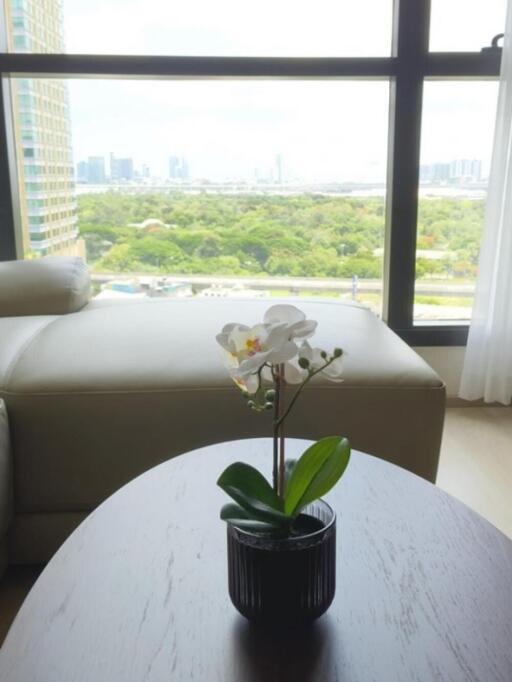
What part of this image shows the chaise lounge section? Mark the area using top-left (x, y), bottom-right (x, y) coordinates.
top-left (0, 257), bottom-right (445, 566)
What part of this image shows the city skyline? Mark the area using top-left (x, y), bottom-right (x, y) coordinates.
top-left (62, 78), bottom-right (499, 185)
top-left (75, 151), bottom-right (487, 188)
top-left (420, 159), bottom-right (484, 184)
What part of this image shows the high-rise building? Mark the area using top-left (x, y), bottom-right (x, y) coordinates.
top-left (169, 155), bottom-right (189, 181)
top-left (87, 156), bottom-right (106, 184)
top-left (180, 158), bottom-right (189, 181)
top-left (77, 160), bottom-right (89, 183)
top-left (6, 0), bottom-right (83, 257)
top-left (419, 164), bottom-right (433, 183)
top-left (169, 156), bottom-right (180, 179)
top-left (76, 157), bottom-right (106, 184)
top-left (110, 153), bottom-right (134, 182)
top-left (471, 159), bottom-right (482, 181)
top-left (432, 163), bottom-right (450, 183)
top-left (275, 154), bottom-right (283, 184)
top-left (449, 159), bottom-right (482, 182)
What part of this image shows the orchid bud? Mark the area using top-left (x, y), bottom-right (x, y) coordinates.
top-left (264, 402), bottom-right (273, 410)
top-left (298, 357), bottom-right (310, 369)
top-left (333, 347), bottom-right (343, 358)
top-left (265, 389), bottom-right (276, 402)
top-left (320, 350), bottom-right (328, 359)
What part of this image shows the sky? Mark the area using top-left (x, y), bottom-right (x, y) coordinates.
top-left (46, 0), bottom-right (507, 181)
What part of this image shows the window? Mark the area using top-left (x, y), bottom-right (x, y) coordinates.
top-left (13, 35), bottom-right (26, 49)
top-left (0, 0), bottom-right (504, 345)
top-left (415, 81), bottom-right (499, 322)
top-left (19, 113), bottom-right (34, 126)
top-left (14, 77), bottom-right (391, 307)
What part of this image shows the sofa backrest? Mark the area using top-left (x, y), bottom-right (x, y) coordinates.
top-left (0, 257), bottom-right (90, 317)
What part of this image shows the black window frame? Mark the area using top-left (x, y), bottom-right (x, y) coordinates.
top-left (0, 0), bottom-right (502, 346)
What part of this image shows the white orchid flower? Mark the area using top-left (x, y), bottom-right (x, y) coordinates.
top-left (216, 321), bottom-right (299, 392)
top-left (263, 304), bottom-right (317, 341)
top-left (298, 341), bottom-right (344, 382)
top-left (229, 370), bottom-right (260, 395)
top-left (282, 361), bottom-right (308, 384)
top-left (261, 361), bottom-right (306, 385)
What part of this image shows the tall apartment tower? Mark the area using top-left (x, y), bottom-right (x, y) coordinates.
top-left (6, 0), bottom-right (83, 257)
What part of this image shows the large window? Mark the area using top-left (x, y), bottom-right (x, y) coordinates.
top-left (415, 81), bottom-right (499, 322)
top-left (0, 0), bottom-right (504, 345)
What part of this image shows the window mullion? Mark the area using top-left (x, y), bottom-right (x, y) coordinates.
top-left (0, 0), bottom-right (19, 260)
top-left (0, 77), bottom-right (23, 261)
top-left (426, 51), bottom-right (501, 77)
top-left (384, 0), bottom-right (431, 329)
top-left (0, 54), bottom-right (397, 79)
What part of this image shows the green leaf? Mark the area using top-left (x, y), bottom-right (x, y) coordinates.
top-left (284, 436), bottom-right (351, 516)
top-left (220, 503), bottom-right (280, 533)
top-left (217, 462), bottom-right (289, 526)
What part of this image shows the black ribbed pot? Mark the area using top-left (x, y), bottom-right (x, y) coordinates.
top-left (226, 499), bottom-right (336, 624)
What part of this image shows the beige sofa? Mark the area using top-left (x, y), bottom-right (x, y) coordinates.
top-left (0, 257), bottom-right (445, 567)
top-left (0, 400), bottom-right (11, 576)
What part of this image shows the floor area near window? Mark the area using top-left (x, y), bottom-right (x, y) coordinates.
top-left (436, 406), bottom-right (512, 539)
top-left (0, 405), bottom-right (510, 647)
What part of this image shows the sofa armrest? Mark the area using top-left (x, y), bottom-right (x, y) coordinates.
top-left (0, 257), bottom-right (90, 317)
top-left (0, 400), bottom-right (11, 578)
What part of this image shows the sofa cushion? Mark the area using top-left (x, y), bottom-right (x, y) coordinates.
top-left (4, 298), bottom-right (441, 393)
top-left (0, 257), bottom-right (90, 317)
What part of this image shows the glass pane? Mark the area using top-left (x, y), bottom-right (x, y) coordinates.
top-left (4, 0), bottom-right (393, 56)
top-left (415, 81), bottom-right (499, 322)
top-left (10, 78), bottom-right (389, 314)
top-left (430, 0), bottom-right (506, 52)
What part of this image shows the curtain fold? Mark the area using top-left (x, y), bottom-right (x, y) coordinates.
top-left (459, 3), bottom-right (512, 405)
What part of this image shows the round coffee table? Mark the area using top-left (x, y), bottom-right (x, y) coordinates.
top-left (1, 439), bottom-right (511, 681)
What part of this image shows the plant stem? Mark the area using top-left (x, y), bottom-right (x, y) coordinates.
top-left (272, 365), bottom-right (281, 493)
top-left (278, 363), bottom-right (285, 497)
top-left (274, 356), bottom-right (338, 430)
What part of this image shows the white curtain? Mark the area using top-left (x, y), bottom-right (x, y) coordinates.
top-left (459, 4), bottom-right (512, 405)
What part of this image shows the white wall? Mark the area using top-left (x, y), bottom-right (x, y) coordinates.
top-left (414, 347), bottom-right (466, 399)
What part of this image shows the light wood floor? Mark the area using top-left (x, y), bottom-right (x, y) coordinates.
top-left (437, 406), bottom-right (512, 539)
top-left (1, 406), bottom-right (511, 646)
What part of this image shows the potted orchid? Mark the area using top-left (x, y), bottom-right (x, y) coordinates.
top-left (216, 304), bottom-right (351, 623)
